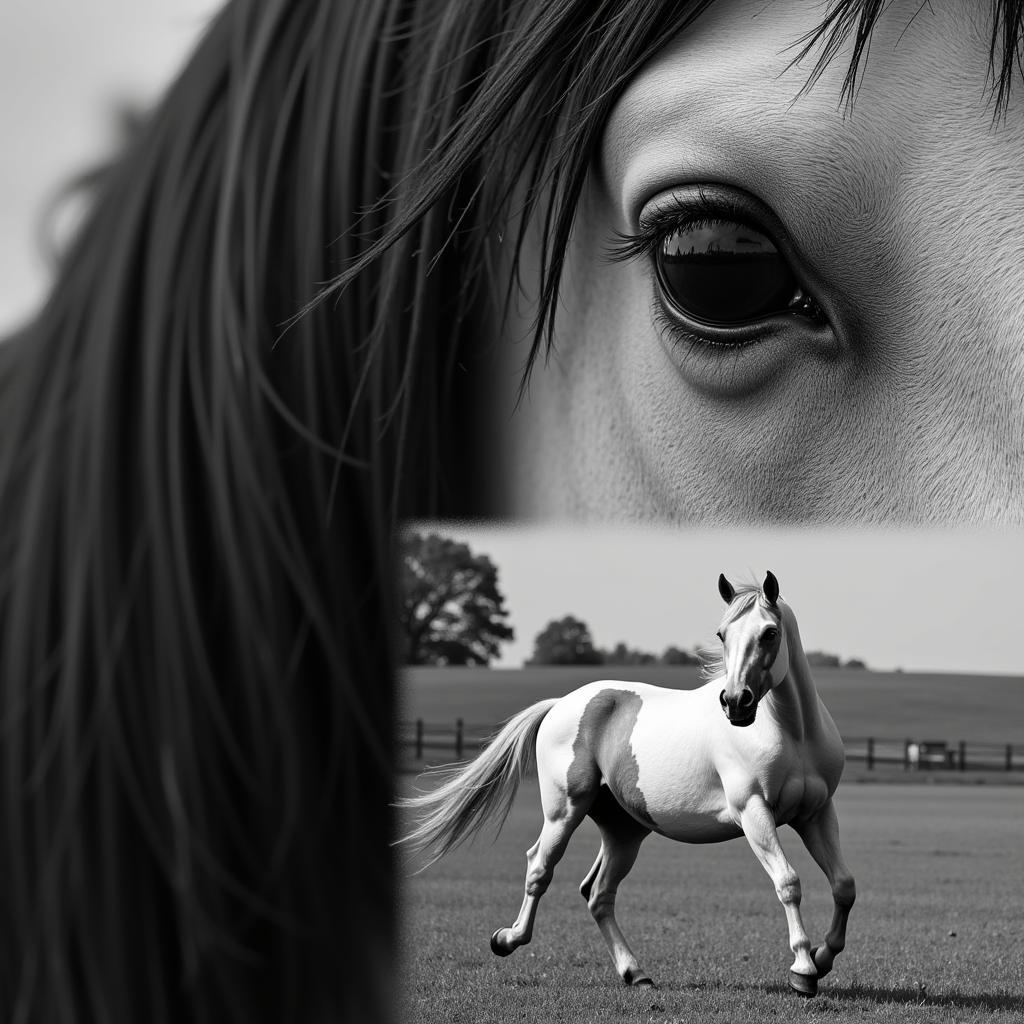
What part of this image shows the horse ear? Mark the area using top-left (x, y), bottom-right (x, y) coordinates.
top-left (718, 573), bottom-right (735, 604)
top-left (763, 570), bottom-right (779, 605)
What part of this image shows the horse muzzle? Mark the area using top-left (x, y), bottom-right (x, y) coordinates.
top-left (719, 687), bottom-right (758, 727)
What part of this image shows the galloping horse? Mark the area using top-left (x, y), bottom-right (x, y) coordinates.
top-left (401, 572), bottom-right (856, 996)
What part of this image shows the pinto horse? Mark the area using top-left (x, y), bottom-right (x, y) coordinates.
top-left (401, 572), bottom-right (856, 996)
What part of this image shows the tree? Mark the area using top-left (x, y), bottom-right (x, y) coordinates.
top-left (804, 650), bottom-right (842, 668)
top-left (662, 645), bottom-right (699, 666)
top-left (400, 532), bottom-right (514, 666)
top-left (528, 616), bottom-right (603, 665)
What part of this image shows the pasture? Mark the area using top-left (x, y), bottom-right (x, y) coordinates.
top-left (399, 783), bottom-right (1024, 1023)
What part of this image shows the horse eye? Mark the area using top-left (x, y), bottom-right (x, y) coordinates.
top-left (716, 630), bottom-right (724, 642)
top-left (761, 628), bottom-right (778, 646)
top-left (655, 219), bottom-right (811, 327)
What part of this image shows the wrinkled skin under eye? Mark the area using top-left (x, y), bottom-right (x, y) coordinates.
top-left (656, 219), bottom-right (802, 326)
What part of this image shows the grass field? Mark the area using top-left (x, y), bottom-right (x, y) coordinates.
top-left (401, 666), bottom-right (1024, 753)
top-left (399, 783), bottom-right (1024, 1023)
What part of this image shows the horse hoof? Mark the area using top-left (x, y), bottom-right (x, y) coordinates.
top-left (623, 967), bottom-right (656, 988)
top-left (490, 929), bottom-right (513, 957)
top-left (811, 945), bottom-right (833, 979)
top-left (788, 969), bottom-right (818, 997)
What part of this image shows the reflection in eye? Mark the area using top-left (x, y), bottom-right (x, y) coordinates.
top-left (656, 219), bottom-right (801, 326)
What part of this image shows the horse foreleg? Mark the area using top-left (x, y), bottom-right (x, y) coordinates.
top-left (794, 799), bottom-right (856, 981)
top-left (580, 824), bottom-right (651, 987)
top-left (738, 796), bottom-right (818, 996)
top-left (491, 804), bottom-right (587, 957)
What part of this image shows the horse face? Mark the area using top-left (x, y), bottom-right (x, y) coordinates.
top-left (496, 0), bottom-right (1024, 524)
top-left (717, 575), bottom-right (785, 727)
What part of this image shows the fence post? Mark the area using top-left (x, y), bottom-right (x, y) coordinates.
top-left (1007, 744), bottom-right (1013, 772)
top-left (867, 737), bottom-right (874, 770)
top-left (903, 739), bottom-right (911, 770)
top-left (957, 740), bottom-right (966, 771)
top-left (415, 719), bottom-right (423, 760)
top-left (456, 718), bottom-right (464, 760)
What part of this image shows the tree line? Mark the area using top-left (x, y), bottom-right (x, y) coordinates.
top-left (401, 531), bottom-right (867, 669)
top-left (525, 615), bottom-right (699, 666)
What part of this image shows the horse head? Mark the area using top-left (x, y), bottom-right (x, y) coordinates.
top-left (715, 571), bottom-right (788, 727)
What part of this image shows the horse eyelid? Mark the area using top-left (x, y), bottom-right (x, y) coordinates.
top-left (650, 300), bottom-right (761, 357)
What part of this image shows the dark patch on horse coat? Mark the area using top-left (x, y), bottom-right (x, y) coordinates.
top-left (567, 689), bottom-right (659, 832)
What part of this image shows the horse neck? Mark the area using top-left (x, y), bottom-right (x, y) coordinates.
top-left (764, 601), bottom-right (822, 740)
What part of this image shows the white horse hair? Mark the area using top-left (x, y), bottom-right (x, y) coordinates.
top-left (399, 571), bottom-right (856, 997)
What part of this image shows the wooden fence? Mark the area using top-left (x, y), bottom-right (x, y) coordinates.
top-left (843, 737), bottom-right (1022, 772)
top-left (401, 720), bottom-right (1023, 773)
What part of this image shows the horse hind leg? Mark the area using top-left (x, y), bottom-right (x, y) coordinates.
top-left (581, 791), bottom-right (653, 987)
top-left (490, 795), bottom-right (590, 957)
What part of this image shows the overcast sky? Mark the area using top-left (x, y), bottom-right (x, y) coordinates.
top-left (0, 1), bottom-right (220, 334)
top-left (411, 525), bottom-right (1024, 675)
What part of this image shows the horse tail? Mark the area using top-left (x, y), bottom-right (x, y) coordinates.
top-left (397, 697), bottom-right (559, 865)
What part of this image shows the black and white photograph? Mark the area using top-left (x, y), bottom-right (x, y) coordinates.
top-left (1, 2), bottom-right (1022, 1023)
top-left (399, 526), bottom-right (1024, 1020)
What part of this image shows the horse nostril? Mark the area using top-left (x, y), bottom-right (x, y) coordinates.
top-left (738, 688), bottom-right (754, 709)
top-left (719, 690), bottom-right (728, 709)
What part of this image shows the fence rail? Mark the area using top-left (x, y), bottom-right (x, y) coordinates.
top-left (405, 719), bottom-right (493, 762)
top-left (400, 721), bottom-right (1023, 773)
